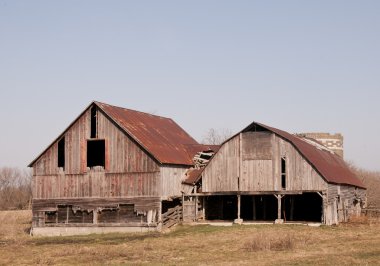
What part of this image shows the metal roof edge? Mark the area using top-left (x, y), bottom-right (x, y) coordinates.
top-left (210, 121), bottom-right (365, 189)
top-left (94, 103), bottom-right (165, 165)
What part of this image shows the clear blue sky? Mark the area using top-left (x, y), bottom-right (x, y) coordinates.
top-left (0, 1), bottom-right (379, 171)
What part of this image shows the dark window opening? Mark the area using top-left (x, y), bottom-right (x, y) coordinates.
top-left (87, 140), bottom-right (105, 167)
top-left (97, 205), bottom-right (142, 223)
top-left (119, 204), bottom-right (141, 223)
top-left (90, 105), bottom-right (97, 138)
top-left (281, 157), bottom-right (286, 189)
top-left (56, 205), bottom-right (93, 224)
top-left (243, 124), bottom-right (270, 133)
top-left (58, 137), bottom-right (65, 169)
top-left (45, 211), bottom-right (57, 224)
top-left (98, 208), bottom-right (119, 223)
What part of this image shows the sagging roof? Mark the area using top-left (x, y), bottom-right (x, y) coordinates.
top-left (241, 122), bottom-right (365, 189)
top-left (183, 168), bottom-right (204, 186)
top-left (29, 101), bottom-right (213, 167)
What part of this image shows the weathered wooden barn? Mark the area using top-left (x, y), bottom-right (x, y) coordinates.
top-left (183, 122), bottom-right (366, 225)
top-left (30, 102), bottom-right (366, 235)
top-left (29, 101), bottom-right (212, 236)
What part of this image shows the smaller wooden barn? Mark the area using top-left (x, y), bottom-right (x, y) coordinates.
top-left (29, 101), bottom-right (213, 236)
top-left (183, 122), bottom-right (366, 225)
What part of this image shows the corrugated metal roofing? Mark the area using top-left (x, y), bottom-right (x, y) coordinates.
top-left (29, 101), bottom-right (219, 167)
top-left (96, 102), bottom-right (202, 165)
top-left (240, 122), bottom-right (365, 189)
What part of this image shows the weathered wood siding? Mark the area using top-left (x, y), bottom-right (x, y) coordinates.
top-left (32, 197), bottom-right (161, 227)
top-left (33, 168), bottom-right (160, 199)
top-left (159, 166), bottom-right (188, 198)
top-left (34, 110), bottom-right (89, 176)
top-left (202, 131), bottom-right (328, 193)
top-left (272, 135), bottom-right (327, 191)
top-left (32, 106), bottom-right (165, 199)
top-left (326, 184), bottom-right (366, 224)
top-left (202, 135), bottom-right (239, 192)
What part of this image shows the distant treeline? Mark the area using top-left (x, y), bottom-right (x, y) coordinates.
top-left (0, 167), bottom-right (32, 210)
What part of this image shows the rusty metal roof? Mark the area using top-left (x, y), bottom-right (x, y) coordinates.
top-left (96, 101), bottom-right (205, 165)
top-left (239, 122), bottom-right (366, 189)
top-left (29, 101), bottom-right (211, 167)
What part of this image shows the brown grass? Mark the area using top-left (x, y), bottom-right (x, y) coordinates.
top-left (0, 210), bottom-right (380, 265)
top-left (243, 232), bottom-right (296, 251)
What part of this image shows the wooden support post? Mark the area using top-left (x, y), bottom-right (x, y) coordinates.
top-left (182, 193), bottom-right (185, 222)
top-left (93, 208), bottom-right (98, 224)
top-left (316, 192), bottom-right (326, 224)
top-left (274, 194), bottom-right (284, 224)
top-left (158, 202), bottom-right (162, 230)
top-left (195, 195), bottom-right (198, 221)
top-left (66, 206), bottom-right (69, 224)
top-left (252, 196), bottom-right (256, 220)
top-left (203, 197), bottom-right (206, 220)
top-left (234, 194), bottom-right (243, 224)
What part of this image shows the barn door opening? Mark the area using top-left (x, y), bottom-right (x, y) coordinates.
top-left (205, 196), bottom-right (237, 221)
top-left (282, 193), bottom-right (322, 222)
top-left (241, 195), bottom-right (277, 221)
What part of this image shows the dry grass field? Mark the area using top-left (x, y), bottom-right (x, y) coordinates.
top-left (0, 211), bottom-right (379, 265)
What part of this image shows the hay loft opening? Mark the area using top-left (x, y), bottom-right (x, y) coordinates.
top-left (90, 105), bottom-right (97, 138)
top-left (57, 137), bottom-right (65, 169)
top-left (87, 139), bottom-right (105, 168)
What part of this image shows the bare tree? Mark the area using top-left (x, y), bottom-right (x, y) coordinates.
top-left (201, 128), bottom-right (233, 145)
top-left (0, 167), bottom-right (32, 210)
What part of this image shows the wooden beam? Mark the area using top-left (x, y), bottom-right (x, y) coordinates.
top-left (189, 190), bottom-right (312, 196)
top-left (316, 192), bottom-right (324, 198)
top-left (182, 193), bottom-right (185, 222)
top-left (195, 195), bottom-right (198, 221)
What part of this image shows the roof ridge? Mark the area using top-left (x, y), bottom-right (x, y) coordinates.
top-left (94, 101), bottom-right (171, 120)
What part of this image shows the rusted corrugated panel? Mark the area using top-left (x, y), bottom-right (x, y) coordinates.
top-left (29, 101), bottom-right (210, 168)
top-left (96, 102), bottom-right (203, 166)
top-left (237, 122), bottom-right (365, 189)
top-left (182, 168), bottom-right (204, 185)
